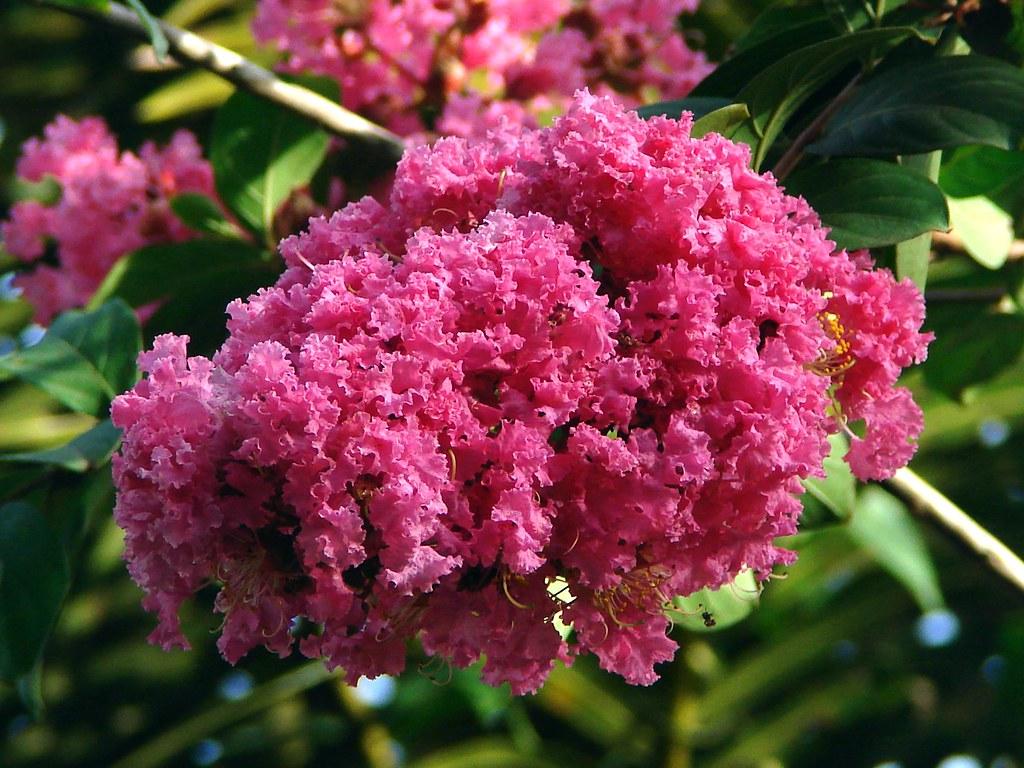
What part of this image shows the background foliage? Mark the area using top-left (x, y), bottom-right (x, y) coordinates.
top-left (2, 0), bottom-right (1024, 766)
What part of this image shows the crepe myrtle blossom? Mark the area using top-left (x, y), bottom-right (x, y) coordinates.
top-left (111, 91), bottom-right (930, 693)
top-left (1, 116), bottom-right (215, 323)
top-left (252, 0), bottom-right (712, 137)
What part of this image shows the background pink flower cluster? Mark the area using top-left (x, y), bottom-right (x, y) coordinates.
top-left (112, 92), bottom-right (930, 694)
top-left (1, 116), bottom-right (214, 323)
top-left (253, 0), bottom-right (712, 137)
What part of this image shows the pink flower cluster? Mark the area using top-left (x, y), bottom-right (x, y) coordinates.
top-left (112, 92), bottom-right (929, 693)
top-left (252, 0), bottom-right (712, 137)
top-left (1, 116), bottom-right (215, 323)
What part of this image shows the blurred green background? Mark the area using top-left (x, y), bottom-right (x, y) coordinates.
top-left (2, 1), bottom-right (1024, 766)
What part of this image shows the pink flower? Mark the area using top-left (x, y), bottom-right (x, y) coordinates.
top-left (252, 0), bottom-right (712, 140)
top-left (113, 92), bottom-right (929, 693)
top-left (1, 116), bottom-right (216, 323)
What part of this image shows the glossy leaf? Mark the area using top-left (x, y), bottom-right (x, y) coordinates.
top-left (939, 145), bottom-right (1024, 200)
top-left (0, 502), bottom-right (70, 681)
top-left (732, 27), bottom-right (916, 168)
top-left (784, 158), bottom-right (948, 250)
top-left (1, 420), bottom-right (121, 472)
top-left (693, 7), bottom-right (843, 97)
top-left (847, 486), bottom-right (943, 611)
top-left (0, 301), bottom-right (140, 415)
top-left (946, 195), bottom-right (1014, 270)
top-left (810, 55), bottom-right (1024, 156)
top-left (211, 81), bottom-right (335, 237)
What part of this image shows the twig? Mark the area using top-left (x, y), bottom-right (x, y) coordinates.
top-left (887, 467), bottom-right (1024, 596)
top-left (925, 287), bottom-right (1007, 303)
top-left (772, 74), bottom-right (862, 181)
top-left (932, 230), bottom-right (1024, 261)
top-left (37, 0), bottom-right (406, 162)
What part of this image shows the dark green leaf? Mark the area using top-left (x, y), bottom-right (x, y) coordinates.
top-left (693, 7), bottom-right (843, 97)
top-left (691, 103), bottom-right (751, 139)
top-left (1, 420), bottom-right (121, 472)
top-left (784, 158), bottom-right (948, 249)
top-left (732, 28), bottom-right (916, 169)
top-left (0, 501), bottom-right (70, 681)
top-left (170, 193), bottom-right (244, 240)
top-left (847, 487), bottom-right (943, 611)
top-left (89, 239), bottom-right (279, 354)
top-left (124, 0), bottom-right (168, 61)
top-left (810, 55), bottom-right (1024, 156)
top-left (636, 97), bottom-right (730, 121)
top-left (924, 312), bottom-right (1024, 398)
top-left (211, 81), bottom-right (335, 237)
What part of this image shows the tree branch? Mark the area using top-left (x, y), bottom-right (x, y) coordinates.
top-left (887, 467), bottom-right (1024, 596)
top-left (37, 0), bottom-right (406, 162)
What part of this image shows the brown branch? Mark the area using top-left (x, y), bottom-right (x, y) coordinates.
top-left (38, 0), bottom-right (406, 162)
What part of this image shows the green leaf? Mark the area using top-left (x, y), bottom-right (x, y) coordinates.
top-left (802, 433), bottom-right (856, 519)
top-left (691, 103), bottom-right (751, 139)
top-left (923, 312), bottom-right (1024, 399)
top-left (693, 6), bottom-right (846, 97)
top-left (211, 81), bottom-right (335, 238)
top-left (8, 175), bottom-right (61, 205)
top-left (732, 27), bottom-right (916, 169)
top-left (0, 337), bottom-right (113, 415)
top-left (0, 501), bottom-right (70, 681)
top-left (894, 151), bottom-right (942, 291)
top-left (124, 0), bottom-right (169, 61)
top-left (946, 195), bottom-right (1014, 270)
top-left (939, 145), bottom-right (1024, 200)
top-left (170, 193), bottom-right (244, 240)
top-left (784, 158), bottom-right (948, 250)
top-left (0, 301), bottom-right (141, 415)
top-left (636, 97), bottom-right (731, 121)
top-left (810, 55), bottom-right (1024, 156)
top-left (670, 570), bottom-right (760, 632)
top-left (47, 300), bottom-right (141, 396)
top-left (847, 486), bottom-right (943, 611)
top-left (1, 420), bottom-right (121, 472)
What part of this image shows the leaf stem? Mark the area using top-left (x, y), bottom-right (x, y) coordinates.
top-left (36, 0), bottom-right (405, 162)
top-left (887, 467), bottom-right (1024, 597)
top-left (771, 73), bottom-right (862, 181)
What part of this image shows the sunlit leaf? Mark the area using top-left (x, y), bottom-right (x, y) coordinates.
top-left (946, 195), bottom-right (1014, 270)
top-left (847, 486), bottom-right (943, 611)
top-left (1, 420), bottom-right (121, 472)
